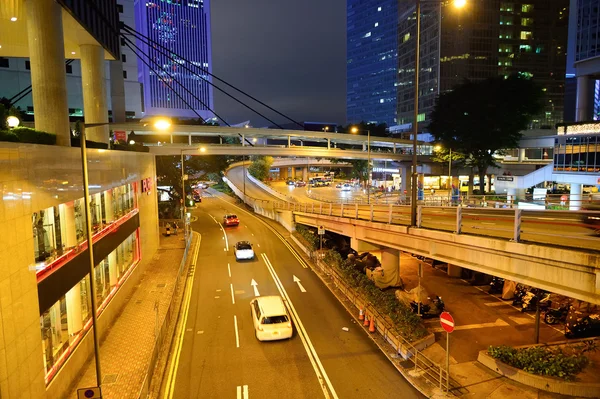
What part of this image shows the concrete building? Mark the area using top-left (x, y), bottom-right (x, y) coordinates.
top-left (134, 0), bottom-right (214, 120)
top-left (0, 1), bottom-right (161, 398)
top-left (0, 1), bottom-right (144, 121)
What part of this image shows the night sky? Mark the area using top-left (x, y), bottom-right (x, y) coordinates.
top-left (210, 0), bottom-right (347, 128)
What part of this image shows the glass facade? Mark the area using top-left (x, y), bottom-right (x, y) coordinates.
top-left (40, 231), bottom-right (140, 379)
top-left (554, 133), bottom-right (600, 172)
top-left (347, 0), bottom-right (398, 126)
top-left (31, 183), bottom-right (136, 272)
top-left (575, 0), bottom-right (600, 61)
top-left (135, 0), bottom-right (214, 119)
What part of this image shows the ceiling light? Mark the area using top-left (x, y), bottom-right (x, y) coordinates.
top-left (10, 17), bottom-right (17, 22)
top-left (71, 51), bottom-right (76, 55)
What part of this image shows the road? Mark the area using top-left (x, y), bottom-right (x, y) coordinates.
top-left (226, 166), bottom-right (282, 201)
top-left (164, 195), bottom-right (424, 399)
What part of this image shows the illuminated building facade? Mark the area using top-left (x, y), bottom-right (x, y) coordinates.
top-left (135, 0), bottom-right (214, 119)
top-left (347, 0), bottom-right (399, 126)
top-left (393, 1), bottom-right (569, 132)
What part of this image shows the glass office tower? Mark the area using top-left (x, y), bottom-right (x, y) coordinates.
top-left (347, 0), bottom-right (399, 126)
top-left (135, 0), bottom-right (214, 119)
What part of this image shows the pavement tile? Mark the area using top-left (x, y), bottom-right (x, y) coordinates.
top-left (68, 234), bottom-right (188, 399)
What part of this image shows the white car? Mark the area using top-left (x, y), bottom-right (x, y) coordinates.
top-left (250, 296), bottom-right (293, 341)
top-left (234, 241), bottom-right (255, 260)
top-left (341, 183), bottom-right (352, 191)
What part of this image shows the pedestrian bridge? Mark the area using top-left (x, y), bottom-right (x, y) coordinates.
top-left (109, 123), bottom-right (432, 161)
top-left (221, 171), bottom-right (600, 305)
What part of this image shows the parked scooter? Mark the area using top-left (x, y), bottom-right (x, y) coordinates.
top-left (565, 311), bottom-right (600, 338)
top-left (512, 284), bottom-right (529, 306)
top-left (520, 290), bottom-right (552, 312)
top-left (410, 296), bottom-right (445, 318)
top-left (544, 304), bottom-right (570, 325)
top-left (489, 277), bottom-right (505, 295)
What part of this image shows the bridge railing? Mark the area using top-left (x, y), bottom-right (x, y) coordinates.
top-left (270, 200), bottom-right (600, 252)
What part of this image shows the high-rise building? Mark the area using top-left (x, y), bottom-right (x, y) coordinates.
top-left (348, 1), bottom-right (569, 132)
top-left (565, 0), bottom-right (600, 122)
top-left (347, 0), bottom-right (399, 126)
top-left (134, 0), bottom-right (214, 120)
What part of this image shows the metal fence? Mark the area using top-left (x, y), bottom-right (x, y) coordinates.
top-left (137, 232), bottom-right (194, 399)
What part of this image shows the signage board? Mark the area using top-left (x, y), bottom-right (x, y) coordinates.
top-left (114, 130), bottom-right (127, 142)
top-left (496, 176), bottom-right (514, 182)
top-left (141, 177), bottom-right (153, 195)
top-left (318, 225), bottom-right (325, 235)
top-left (440, 312), bottom-right (455, 333)
top-left (77, 387), bottom-right (101, 399)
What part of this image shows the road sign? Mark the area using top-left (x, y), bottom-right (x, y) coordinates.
top-left (440, 311), bottom-right (455, 333)
top-left (318, 225), bottom-right (325, 235)
top-left (77, 387), bottom-right (101, 399)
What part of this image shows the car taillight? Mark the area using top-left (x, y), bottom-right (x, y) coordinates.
top-left (233, 219), bottom-right (239, 223)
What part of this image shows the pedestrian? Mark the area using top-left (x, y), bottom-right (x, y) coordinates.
top-left (173, 222), bottom-right (179, 235)
top-left (165, 222), bottom-right (171, 236)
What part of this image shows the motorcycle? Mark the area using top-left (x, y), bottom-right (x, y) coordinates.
top-left (544, 304), bottom-right (570, 325)
top-left (521, 290), bottom-right (552, 312)
top-left (565, 312), bottom-right (600, 338)
top-left (489, 277), bottom-right (505, 295)
top-left (410, 296), bottom-right (445, 318)
top-left (511, 284), bottom-right (529, 306)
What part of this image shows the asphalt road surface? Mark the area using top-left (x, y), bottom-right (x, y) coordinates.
top-left (165, 196), bottom-right (424, 399)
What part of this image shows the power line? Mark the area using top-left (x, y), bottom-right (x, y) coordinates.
top-left (121, 25), bottom-right (286, 129)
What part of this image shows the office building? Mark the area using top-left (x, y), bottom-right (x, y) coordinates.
top-left (347, 0), bottom-right (399, 126)
top-left (134, 0), bottom-right (214, 119)
top-left (348, 1), bottom-right (569, 132)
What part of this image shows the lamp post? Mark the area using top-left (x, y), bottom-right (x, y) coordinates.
top-left (411, 0), bottom-right (466, 225)
top-left (79, 122), bottom-right (107, 391)
top-left (435, 145), bottom-right (453, 204)
top-left (351, 127), bottom-right (371, 204)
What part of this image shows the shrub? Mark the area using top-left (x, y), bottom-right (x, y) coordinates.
top-left (294, 224), bottom-right (318, 250)
top-left (6, 127), bottom-right (57, 145)
top-left (0, 130), bottom-right (19, 142)
top-left (487, 345), bottom-right (589, 381)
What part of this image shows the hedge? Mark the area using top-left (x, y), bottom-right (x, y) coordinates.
top-left (487, 344), bottom-right (591, 381)
top-left (0, 127), bottom-right (56, 145)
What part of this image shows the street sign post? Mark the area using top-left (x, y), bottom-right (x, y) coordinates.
top-left (77, 387), bottom-right (101, 399)
top-left (439, 311), bottom-right (454, 393)
top-left (318, 225), bottom-right (325, 251)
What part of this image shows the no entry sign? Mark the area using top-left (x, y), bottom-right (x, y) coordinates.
top-left (440, 311), bottom-right (455, 333)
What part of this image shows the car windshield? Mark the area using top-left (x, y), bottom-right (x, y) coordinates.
top-left (262, 315), bottom-right (289, 324)
top-left (226, 215), bottom-right (237, 219)
top-left (237, 243), bottom-right (252, 250)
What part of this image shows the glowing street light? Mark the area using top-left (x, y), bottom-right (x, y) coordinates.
top-left (129, 139), bottom-right (135, 145)
top-left (6, 115), bottom-right (20, 128)
top-left (199, 147), bottom-right (206, 153)
top-left (454, 0), bottom-right (467, 8)
top-left (153, 118), bottom-right (172, 131)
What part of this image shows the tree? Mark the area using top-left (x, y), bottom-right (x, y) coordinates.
top-left (429, 75), bottom-right (544, 193)
top-left (156, 155), bottom-right (231, 218)
top-left (248, 156), bottom-right (273, 181)
top-left (331, 159), bottom-right (368, 183)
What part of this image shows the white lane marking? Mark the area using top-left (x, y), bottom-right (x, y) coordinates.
top-left (214, 218), bottom-right (229, 250)
top-left (209, 214), bottom-right (220, 225)
top-left (257, 244), bottom-right (261, 248)
top-left (251, 279), bottom-right (260, 297)
top-left (236, 385), bottom-right (248, 399)
top-left (230, 283), bottom-right (235, 304)
top-left (234, 315), bottom-right (240, 348)
top-left (228, 263), bottom-right (231, 277)
top-left (430, 318), bottom-right (508, 333)
top-left (293, 275), bottom-right (307, 293)
top-left (164, 233), bottom-right (201, 399)
top-left (262, 253), bottom-right (337, 399)
top-left (484, 301), bottom-right (512, 307)
top-left (509, 316), bottom-right (535, 325)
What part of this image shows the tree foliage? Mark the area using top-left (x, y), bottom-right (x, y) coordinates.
top-left (429, 75), bottom-right (543, 193)
top-left (248, 155), bottom-right (273, 181)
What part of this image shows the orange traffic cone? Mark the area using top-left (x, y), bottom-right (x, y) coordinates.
top-left (369, 318), bottom-right (376, 333)
top-left (363, 315), bottom-right (370, 327)
top-left (359, 309), bottom-right (365, 321)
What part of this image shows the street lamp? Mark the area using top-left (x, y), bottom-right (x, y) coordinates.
top-left (6, 115), bottom-right (20, 128)
top-left (351, 126), bottom-right (371, 204)
top-left (411, 0), bottom-right (466, 225)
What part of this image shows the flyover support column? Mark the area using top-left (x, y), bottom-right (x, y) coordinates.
top-left (25, 0), bottom-right (71, 146)
top-left (570, 183), bottom-right (582, 210)
top-left (327, 138), bottom-right (331, 150)
top-left (280, 167), bottom-right (288, 180)
top-left (576, 75), bottom-right (592, 122)
top-left (291, 167), bottom-right (296, 180)
top-left (350, 238), bottom-right (380, 252)
top-left (302, 167), bottom-right (308, 182)
top-left (80, 44), bottom-right (109, 144)
top-left (381, 247), bottom-right (400, 276)
top-left (400, 165), bottom-right (410, 197)
top-left (518, 148), bottom-right (526, 162)
top-left (447, 264), bottom-right (463, 278)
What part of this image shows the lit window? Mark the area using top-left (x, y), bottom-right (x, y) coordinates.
top-left (380, 99), bottom-right (384, 104)
top-left (500, 16), bottom-right (513, 25)
top-left (374, 22), bottom-right (379, 27)
top-left (378, 6), bottom-right (382, 11)
top-left (522, 4), bottom-right (533, 13)
top-left (519, 44), bottom-right (532, 52)
top-left (520, 31), bottom-right (532, 40)
top-left (500, 2), bottom-right (513, 12)
top-left (363, 32), bottom-right (372, 38)
top-left (403, 33), bottom-right (411, 42)
top-left (521, 17), bottom-right (533, 26)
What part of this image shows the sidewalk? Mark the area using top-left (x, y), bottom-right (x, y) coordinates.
top-left (69, 233), bottom-right (192, 399)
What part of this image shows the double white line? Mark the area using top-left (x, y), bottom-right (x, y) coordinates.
top-left (261, 253), bottom-right (338, 399)
top-left (236, 385), bottom-right (248, 399)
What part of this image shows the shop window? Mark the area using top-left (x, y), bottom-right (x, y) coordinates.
top-left (123, 70), bottom-right (128, 79)
top-left (66, 64), bottom-right (73, 74)
top-left (117, 4), bottom-right (124, 13)
top-left (0, 58), bottom-right (9, 68)
top-left (121, 54), bottom-right (127, 63)
top-left (25, 60), bottom-right (31, 70)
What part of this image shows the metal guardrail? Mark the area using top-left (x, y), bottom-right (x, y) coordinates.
top-left (137, 232), bottom-right (194, 399)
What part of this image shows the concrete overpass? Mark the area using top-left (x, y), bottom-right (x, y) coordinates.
top-left (222, 170), bottom-right (600, 305)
